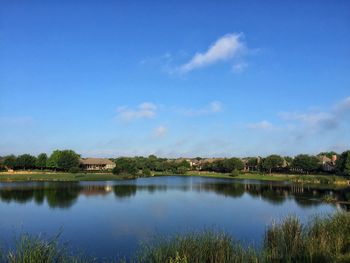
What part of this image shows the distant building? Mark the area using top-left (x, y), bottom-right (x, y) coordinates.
top-left (80, 158), bottom-right (116, 171)
top-left (318, 155), bottom-right (337, 172)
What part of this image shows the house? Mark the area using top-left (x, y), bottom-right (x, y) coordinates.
top-left (318, 155), bottom-right (337, 172)
top-left (80, 158), bottom-right (116, 171)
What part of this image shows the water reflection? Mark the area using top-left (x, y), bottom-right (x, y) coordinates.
top-left (0, 182), bottom-right (82, 208)
top-left (0, 177), bottom-right (349, 210)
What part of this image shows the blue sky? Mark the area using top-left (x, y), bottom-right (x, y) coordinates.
top-left (1, 0), bottom-right (350, 157)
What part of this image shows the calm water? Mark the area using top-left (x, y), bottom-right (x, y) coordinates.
top-left (0, 176), bottom-right (349, 259)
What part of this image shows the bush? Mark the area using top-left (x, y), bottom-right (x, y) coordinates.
top-left (143, 168), bottom-right (152, 177)
top-left (176, 166), bottom-right (188, 175)
top-left (68, 167), bottom-right (80, 174)
top-left (230, 169), bottom-right (240, 177)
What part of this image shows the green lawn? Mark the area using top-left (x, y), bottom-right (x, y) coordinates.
top-left (0, 172), bottom-right (132, 182)
top-left (166, 172), bottom-right (350, 185)
top-left (1, 171), bottom-right (348, 186)
top-left (182, 172), bottom-right (291, 181)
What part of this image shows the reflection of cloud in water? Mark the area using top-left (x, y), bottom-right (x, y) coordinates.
top-left (150, 203), bottom-right (169, 219)
top-left (111, 221), bottom-right (152, 241)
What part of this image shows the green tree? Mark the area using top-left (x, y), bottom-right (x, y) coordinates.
top-left (36, 153), bottom-right (48, 170)
top-left (222, 158), bottom-right (244, 173)
top-left (262, 155), bottom-right (284, 174)
top-left (178, 160), bottom-right (191, 169)
top-left (336, 151), bottom-right (350, 176)
top-left (112, 157), bottom-right (138, 175)
top-left (318, 151), bottom-right (337, 159)
top-left (16, 154), bottom-right (37, 170)
top-left (292, 154), bottom-right (320, 174)
top-left (176, 166), bottom-right (188, 175)
top-left (247, 157), bottom-right (258, 167)
top-left (56, 150), bottom-right (80, 171)
top-left (3, 155), bottom-right (17, 169)
top-left (142, 167), bottom-right (152, 177)
top-left (47, 150), bottom-right (62, 170)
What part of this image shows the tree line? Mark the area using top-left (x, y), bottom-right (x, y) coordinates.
top-left (1, 150), bottom-right (349, 177)
top-left (111, 155), bottom-right (191, 176)
top-left (0, 150), bottom-right (81, 172)
top-left (201, 152), bottom-right (350, 177)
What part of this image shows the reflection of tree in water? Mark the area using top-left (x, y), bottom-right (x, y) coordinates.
top-left (197, 182), bottom-right (350, 209)
top-left (0, 188), bottom-right (37, 204)
top-left (0, 183), bottom-right (82, 209)
top-left (45, 183), bottom-right (82, 209)
top-left (1, 180), bottom-right (349, 210)
top-left (113, 185), bottom-right (137, 199)
top-left (199, 183), bottom-right (245, 198)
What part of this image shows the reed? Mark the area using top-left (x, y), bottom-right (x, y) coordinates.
top-left (0, 212), bottom-right (349, 262)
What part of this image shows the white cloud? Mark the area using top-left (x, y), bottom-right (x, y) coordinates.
top-left (247, 120), bottom-right (274, 130)
top-left (278, 111), bottom-right (335, 127)
top-left (116, 102), bottom-right (157, 122)
top-left (179, 33), bottom-right (245, 73)
top-left (335, 96), bottom-right (350, 114)
top-left (179, 101), bottom-right (223, 116)
top-left (232, 62), bottom-right (248, 73)
top-left (153, 125), bottom-right (168, 138)
top-left (209, 101), bottom-right (222, 113)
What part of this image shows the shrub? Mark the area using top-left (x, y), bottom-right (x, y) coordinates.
top-left (143, 168), bottom-right (152, 177)
top-left (176, 166), bottom-right (188, 175)
top-left (230, 169), bottom-right (240, 177)
top-left (68, 167), bottom-right (80, 174)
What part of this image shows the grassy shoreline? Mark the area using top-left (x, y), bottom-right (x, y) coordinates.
top-left (0, 171), bottom-right (349, 187)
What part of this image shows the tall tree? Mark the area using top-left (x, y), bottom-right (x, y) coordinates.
top-left (292, 154), bottom-right (320, 174)
top-left (112, 157), bottom-right (138, 175)
top-left (36, 153), bottom-right (48, 170)
top-left (262, 155), bottom-right (284, 174)
top-left (336, 151), bottom-right (350, 176)
top-left (57, 150), bottom-right (80, 171)
top-left (16, 154), bottom-right (37, 170)
top-left (3, 155), bottom-right (17, 169)
top-left (47, 150), bottom-right (62, 170)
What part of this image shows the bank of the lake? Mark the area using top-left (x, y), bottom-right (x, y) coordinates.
top-left (1, 171), bottom-right (349, 187)
top-left (0, 172), bottom-right (132, 182)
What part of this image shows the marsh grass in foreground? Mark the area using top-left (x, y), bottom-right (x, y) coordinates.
top-left (0, 233), bottom-right (94, 263)
top-left (0, 213), bottom-right (350, 263)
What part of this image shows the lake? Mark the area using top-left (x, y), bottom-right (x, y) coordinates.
top-left (0, 176), bottom-right (349, 260)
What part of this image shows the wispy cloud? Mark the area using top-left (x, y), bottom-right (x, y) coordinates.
top-left (247, 96), bottom-right (350, 142)
top-left (116, 102), bottom-right (157, 122)
top-left (335, 96), bottom-right (350, 114)
top-left (0, 116), bottom-right (34, 127)
top-left (177, 101), bottom-right (223, 116)
top-left (232, 62), bottom-right (248, 74)
top-left (178, 33), bottom-right (245, 73)
top-left (153, 125), bottom-right (168, 138)
top-left (247, 120), bottom-right (275, 130)
top-left (278, 111), bottom-right (336, 129)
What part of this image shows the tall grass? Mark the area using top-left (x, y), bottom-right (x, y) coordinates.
top-left (1, 233), bottom-right (94, 263)
top-left (136, 212), bottom-right (350, 263)
top-left (136, 230), bottom-right (260, 263)
top-left (0, 212), bottom-right (349, 262)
